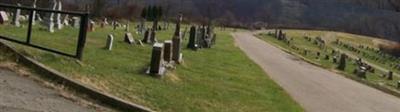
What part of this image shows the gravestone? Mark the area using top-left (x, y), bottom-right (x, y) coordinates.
top-left (137, 39), bottom-right (144, 46)
top-left (187, 26), bottom-right (197, 50)
top-left (47, 0), bottom-right (57, 32)
top-left (142, 29), bottom-right (150, 43)
top-left (112, 21), bottom-right (117, 30)
top-left (63, 15), bottom-right (69, 26)
top-left (355, 67), bottom-right (367, 79)
top-left (125, 24), bottom-right (129, 32)
top-left (337, 54), bottom-right (347, 71)
top-left (106, 34), bottom-right (114, 51)
top-left (12, 3), bottom-right (21, 27)
top-left (0, 11), bottom-right (9, 24)
top-left (324, 55), bottom-right (330, 60)
top-left (88, 20), bottom-right (95, 32)
top-left (172, 35), bottom-right (182, 64)
top-left (36, 14), bottom-right (43, 22)
top-left (397, 81), bottom-right (400, 89)
top-left (387, 71), bottom-right (393, 80)
top-left (103, 18), bottom-right (109, 25)
top-left (72, 17), bottom-right (80, 28)
top-left (124, 33), bottom-right (135, 44)
top-left (211, 33), bottom-right (216, 46)
top-left (149, 29), bottom-right (156, 43)
top-left (32, 0), bottom-right (37, 25)
top-left (19, 15), bottom-right (27, 21)
top-left (55, 0), bottom-right (63, 30)
top-left (149, 43), bottom-right (165, 75)
top-left (173, 14), bottom-right (183, 37)
top-left (163, 40), bottom-right (173, 62)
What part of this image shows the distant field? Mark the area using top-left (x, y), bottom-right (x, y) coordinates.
top-left (258, 29), bottom-right (400, 94)
top-left (0, 21), bottom-right (303, 112)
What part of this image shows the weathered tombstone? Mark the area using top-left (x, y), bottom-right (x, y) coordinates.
top-left (46, 0), bottom-right (57, 32)
top-left (125, 24), bottom-right (130, 32)
top-left (172, 35), bottom-right (182, 64)
top-left (112, 21), bottom-right (117, 30)
top-left (36, 14), bottom-right (43, 22)
top-left (324, 55), bottom-right (330, 60)
top-left (55, 0), bottom-right (63, 30)
top-left (355, 67), bottom-right (367, 79)
top-left (337, 53), bottom-right (347, 71)
top-left (124, 33), bottom-right (135, 44)
top-left (106, 34), bottom-right (114, 50)
top-left (149, 43), bottom-right (165, 76)
top-left (211, 33), bottom-right (216, 46)
top-left (62, 15), bottom-right (69, 26)
top-left (163, 40), bottom-right (173, 62)
top-left (103, 18), bottom-right (109, 25)
top-left (31, 0), bottom-right (37, 25)
top-left (397, 81), bottom-right (400, 89)
top-left (187, 26), bottom-right (197, 50)
top-left (88, 20), bottom-right (95, 32)
top-left (142, 29), bottom-right (150, 43)
top-left (19, 15), bottom-right (27, 21)
top-left (0, 11), bottom-right (9, 24)
top-left (387, 71), bottom-right (393, 80)
top-left (72, 17), bottom-right (80, 28)
top-left (12, 3), bottom-right (21, 27)
top-left (149, 29), bottom-right (156, 43)
top-left (173, 14), bottom-right (183, 37)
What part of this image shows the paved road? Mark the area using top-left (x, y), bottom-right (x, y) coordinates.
top-left (0, 68), bottom-right (96, 112)
top-left (233, 32), bottom-right (400, 112)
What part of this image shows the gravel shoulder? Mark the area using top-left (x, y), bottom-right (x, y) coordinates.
top-left (0, 68), bottom-right (99, 112)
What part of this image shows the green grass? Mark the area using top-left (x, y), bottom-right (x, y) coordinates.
top-left (0, 21), bottom-right (303, 112)
top-left (257, 30), bottom-right (400, 93)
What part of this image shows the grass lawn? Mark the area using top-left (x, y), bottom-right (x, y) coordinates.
top-left (257, 29), bottom-right (400, 93)
top-left (0, 21), bottom-right (303, 112)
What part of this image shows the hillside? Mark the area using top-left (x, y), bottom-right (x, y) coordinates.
top-left (1, 0), bottom-right (400, 41)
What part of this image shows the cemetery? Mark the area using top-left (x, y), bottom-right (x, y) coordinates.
top-left (258, 29), bottom-right (400, 93)
top-left (0, 2), bottom-right (302, 112)
top-left (3, 0), bottom-right (400, 112)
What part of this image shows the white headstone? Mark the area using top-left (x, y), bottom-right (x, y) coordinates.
top-left (55, 0), bottom-right (63, 30)
top-left (106, 34), bottom-right (114, 51)
top-left (36, 14), bottom-right (42, 22)
top-left (63, 15), bottom-right (69, 26)
top-left (12, 4), bottom-right (21, 27)
top-left (0, 11), bottom-right (9, 24)
top-left (46, 0), bottom-right (57, 33)
top-left (32, 0), bottom-right (37, 25)
top-left (72, 17), bottom-right (80, 28)
top-left (103, 18), bottom-right (108, 25)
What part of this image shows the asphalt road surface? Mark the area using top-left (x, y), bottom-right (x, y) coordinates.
top-left (0, 68), bottom-right (96, 112)
top-left (233, 32), bottom-right (400, 112)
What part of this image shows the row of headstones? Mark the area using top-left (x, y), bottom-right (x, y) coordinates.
top-left (266, 29), bottom-right (290, 44)
top-left (105, 32), bottom-right (144, 51)
top-left (148, 34), bottom-right (183, 76)
top-left (280, 32), bottom-right (400, 89)
top-left (148, 14), bottom-right (184, 76)
top-left (187, 25), bottom-right (216, 50)
top-left (0, 1), bottom-right (83, 33)
top-left (335, 39), bottom-right (400, 70)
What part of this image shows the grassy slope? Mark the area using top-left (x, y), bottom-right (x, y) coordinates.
top-left (0, 21), bottom-right (303, 112)
top-left (257, 29), bottom-right (400, 92)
